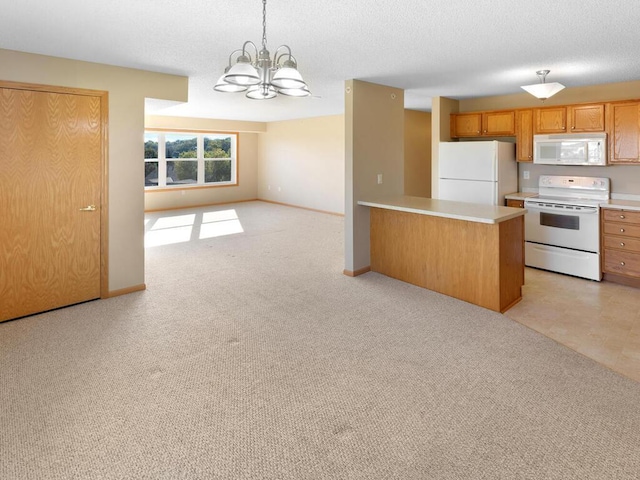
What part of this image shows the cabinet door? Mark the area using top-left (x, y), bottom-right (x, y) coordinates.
top-left (482, 111), bottom-right (515, 136)
top-left (534, 107), bottom-right (567, 133)
top-left (609, 102), bottom-right (640, 164)
top-left (516, 109), bottom-right (533, 162)
top-left (451, 113), bottom-right (482, 137)
top-left (569, 104), bottom-right (605, 132)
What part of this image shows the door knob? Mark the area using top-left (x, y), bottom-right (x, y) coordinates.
top-left (79, 205), bottom-right (96, 211)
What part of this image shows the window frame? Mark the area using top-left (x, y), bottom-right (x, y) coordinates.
top-left (144, 129), bottom-right (239, 190)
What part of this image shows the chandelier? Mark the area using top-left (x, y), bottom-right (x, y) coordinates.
top-left (214, 0), bottom-right (310, 100)
top-left (521, 70), bottom-right (565, 101)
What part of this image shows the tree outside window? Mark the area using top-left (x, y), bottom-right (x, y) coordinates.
top-left (144, 131), bottom-right (238, 188)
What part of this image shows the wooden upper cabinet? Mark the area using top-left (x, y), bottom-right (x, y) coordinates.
top-left (534, 107), bottom-right (567, 133)
top-left (451, 110), bottom-right (514, 137)
top-left (608, 101), bottom-right (640, 164)
top-left (516, 109), bottom-right (533, 162)
top-left (569, 104), bottom-right (605, 132)
top-left (451, 113), bottom-right (482, 137)
top-left (482, 110), bottom-right (515, 136)
top-left (534, 104), bottom-right (605, 134)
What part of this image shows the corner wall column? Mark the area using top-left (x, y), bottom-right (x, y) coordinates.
top-left (344, 80), bottom-right (404, 275)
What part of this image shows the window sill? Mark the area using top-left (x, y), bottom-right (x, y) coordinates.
top-left (145, 182), bottom-right (238, 193)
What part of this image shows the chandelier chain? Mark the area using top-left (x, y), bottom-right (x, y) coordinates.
top-left (262, 0), bottom-right (267, 50)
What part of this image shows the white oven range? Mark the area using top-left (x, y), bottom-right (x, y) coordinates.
top-left (524, 175), bottom-right (610, 281)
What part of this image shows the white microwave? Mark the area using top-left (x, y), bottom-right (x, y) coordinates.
top-left (533, 133), bottom-right (607, 165)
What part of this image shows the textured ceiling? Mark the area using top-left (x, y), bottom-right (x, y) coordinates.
top-left (2, 0), bottom-right (640, 122)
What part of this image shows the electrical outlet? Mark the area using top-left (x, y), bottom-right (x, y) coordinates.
top-left (523, 170), bottom-right (530, 180)
top-left (377, 173), bottom-right (383, 184)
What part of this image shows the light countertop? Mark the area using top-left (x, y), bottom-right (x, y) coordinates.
top-left (357, 195), bottom-right (526, 224)
top-left (505, 192), bottom-right (539, 201)
top-left (600, 199), bottom-right (640, 212)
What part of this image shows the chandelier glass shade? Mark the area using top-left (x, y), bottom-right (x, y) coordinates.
top-left (214, 0), bottom-right (310, 100)
top-left (521, 70), bottom-right (565, 100)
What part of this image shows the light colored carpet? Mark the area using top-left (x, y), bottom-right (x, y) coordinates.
top-left (1, 201), bottom-right (639, 479)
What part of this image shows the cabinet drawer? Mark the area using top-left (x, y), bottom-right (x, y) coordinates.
top-left (603, 222), bottom-right (640, 238)
top-left (603, 235), bottom-right (640, 253)
top-left (506, 199), bottom-right (524, 208)
top-left (603, 209), bottom-right (640, 224)
top-left (603, 249), bottom-right (640, 277)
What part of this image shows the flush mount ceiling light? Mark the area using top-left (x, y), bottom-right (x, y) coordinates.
top-left (214, 0), bottom-right (310, 100)
top-left (521, 70), bottom-right (565, 101)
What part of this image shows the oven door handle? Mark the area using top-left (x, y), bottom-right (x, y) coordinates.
top-left (524, 203), bottom-right (599, 214)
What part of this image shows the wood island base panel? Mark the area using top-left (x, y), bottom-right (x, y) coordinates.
top-left (369, 207), bottom-right (524, 313)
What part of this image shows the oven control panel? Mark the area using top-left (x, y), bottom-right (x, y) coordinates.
top-left (538, 175), bottom-right (611, 202)
top-left (539, 175), bottom-right (609, 190)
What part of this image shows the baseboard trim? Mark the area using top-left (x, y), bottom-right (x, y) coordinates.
top-left (343, 266), bottom-right (371, 277)
top-left (105, 284), bottom-right (146, 298)
top-left (144, 199), bottom-right (259, 213)
top-left (258, 199), bottom-right (344, 217)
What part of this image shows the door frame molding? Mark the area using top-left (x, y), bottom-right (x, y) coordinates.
top-left (0, 80), bottom-right (109, 298)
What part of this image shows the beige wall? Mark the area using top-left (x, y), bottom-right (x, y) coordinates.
top-left (258, 115), bottom-right (345, 214)
top-left (144, 115), bottom-right (263, 211)
top-left (345, 80), bottom-right (404, 273)
top-left (145, 115), bottom-right (266, 134)
top-left (458, 79), bottom-right (640, 112)
top-left (430, 97), bottom-right (459, 199)
top-left (436, 79), bottom-right (640, 197)
top-left (0, 49), bottom-right (188, 292)
top-left (404, 110), bottom-right (432, 198)
top-left (517, 163), bottom-right (640, 196)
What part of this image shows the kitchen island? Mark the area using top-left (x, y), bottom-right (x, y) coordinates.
top-left (357, 196), bottom-right (526, 313)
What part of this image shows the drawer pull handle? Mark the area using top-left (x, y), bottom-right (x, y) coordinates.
top-left (620, 228), bottom-right (625, 233)
top-left (621, 242), bottom-right (625, 247)
top-left (620, 215), bottom-right (625, 219)
top-left (621, 262), bottom-right (626, 266)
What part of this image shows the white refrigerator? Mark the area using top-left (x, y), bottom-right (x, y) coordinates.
top-left (438, 141), bottom-right (517, 205)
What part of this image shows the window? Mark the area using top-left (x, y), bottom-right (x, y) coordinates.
top-left (144, 131), bottom-right (238, 188)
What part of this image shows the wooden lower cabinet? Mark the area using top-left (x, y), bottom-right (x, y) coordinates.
top-left (506, 199), bottom-right (525, 208)
top-left (369, 208), bottom-right (524, 313)
top-left (602, 208), bottom-right (640, 286)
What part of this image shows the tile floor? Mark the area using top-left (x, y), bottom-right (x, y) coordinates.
top-left (505, 268), bottom-right (640, 383)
